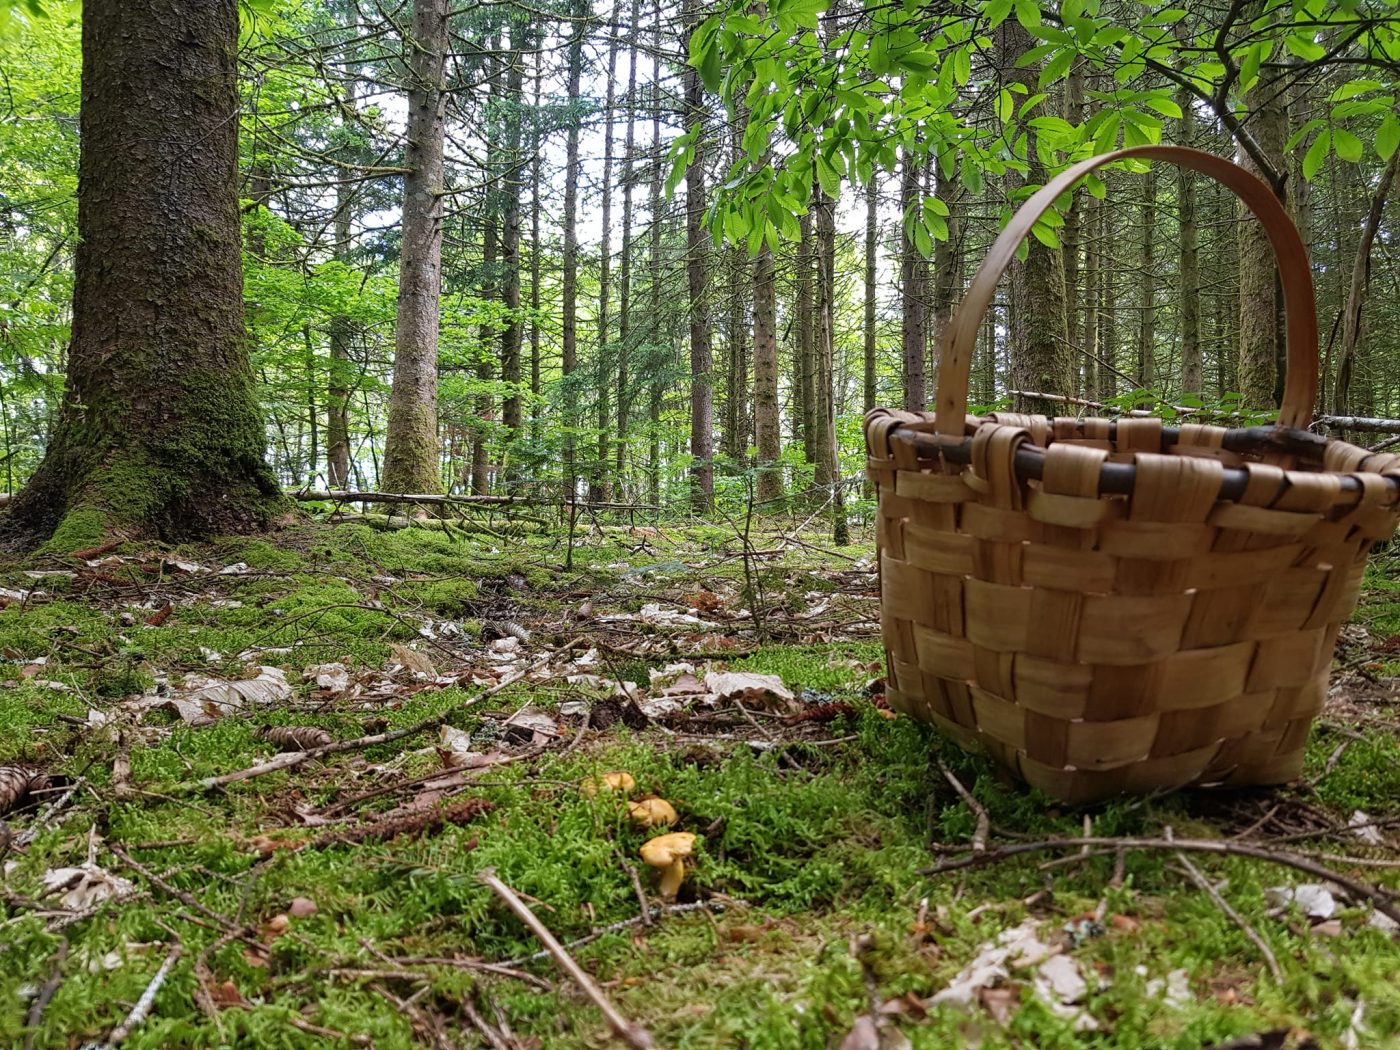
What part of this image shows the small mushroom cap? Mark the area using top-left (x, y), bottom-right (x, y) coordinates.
top-left (581, 771), bottom-right (636, 797)
top-left (627, 797), bottom-right (679, 827)
top-left (638, 831), bottom-right (696, 868)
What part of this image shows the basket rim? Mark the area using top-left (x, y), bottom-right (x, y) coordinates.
top-left (881, 419), bottom-right (1400, 503)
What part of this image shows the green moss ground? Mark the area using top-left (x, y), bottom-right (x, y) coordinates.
top-left (2, 520), bottom-right (1399, 1048)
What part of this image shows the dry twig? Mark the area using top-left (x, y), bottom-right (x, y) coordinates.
top-left (479, 870), bottom-right (655, 1050)
top-left (937, 761), bottom-right (989, 852)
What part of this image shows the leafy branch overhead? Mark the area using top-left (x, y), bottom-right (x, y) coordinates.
top-left (681, 0), bottom-right (1400, 254)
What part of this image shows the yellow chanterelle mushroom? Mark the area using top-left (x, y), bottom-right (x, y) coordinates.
top-left (580, 771), bottom-right (635, 798)
top-left (627, 796), bottom-right (679, 828)
top-left (639, 831), bottom-right (696, 899)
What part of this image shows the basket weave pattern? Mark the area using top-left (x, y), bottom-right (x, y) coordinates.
top-left (865, 146), bottom-right (1400, 802)
top-left (867, 412), bottom-right (1400, 801)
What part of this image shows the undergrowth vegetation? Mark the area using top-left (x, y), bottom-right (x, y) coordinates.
top-left (1, 521), bottom-right (1399, 1047)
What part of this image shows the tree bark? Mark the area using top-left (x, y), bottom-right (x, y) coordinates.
top-left (1178, 86), bottom-right (1202, 395)
top-left (899, 148), bottom-right (927, 411)
top-left (382, 0), bottom-right (448, 492)
top-left (561, 0), bottom-right (587, 500)
top-left (683, 0), bottom-right (713, 513)
top-left (2, 0), bottom-right (283, 548)
top-left (999, 20), bottom-right (1072, 414)
top-left (528, 46), bottom-right (543, 443)
top-left (1334, 149), bottom-right (1399, 416)
top-left (812, 183), bottom-right (848, 544)
top-left (327, 79), bottom-right (355, 490)
top-left (795, 210), bottom-right (816, 459)
top-left (862, 176), bottom-right (878, 414)
top-left (500, 22), bottom-right (525, 459)
top-left (591, 25), bottom-right (620, 502)
top-left (753, 239), bottom-right (782, 505)
top-left (615, 0), bottom-right (641, 496)
top-left (1236, 67), bottom-right (1288, 410)
top-left (646, 0), bottom-right (664, 507)
top-left (1138, 167), bottom-right (1157, 389)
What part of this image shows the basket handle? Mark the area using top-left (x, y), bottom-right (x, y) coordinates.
top-left (932, 145), bottom-right (1318, 437)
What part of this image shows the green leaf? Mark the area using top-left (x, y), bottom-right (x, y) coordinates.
top-left (815, 153), bottom-right (842, 197)
top-left (1238, 41), bottom-right (1268, 92)
top-left (1031, 221), bottom-right (1060, 249)
top-left (1039, 48), bottom-right (1074, 88)
top-left (995, 88), bottom-right (1015, 124)
top-left (986, 0), bottom-right (1013, 26)
top-left (953, 46), bottom-right (971, 85)
top-left (1378, 113), bottom-right (1400, 161)
top-left (1330, 79), bottom-right (1384, 101)
top-left (1302, 129), bottom-right (1330, 181)
top-left (1014, 0), bottom-right (1041, 30)
top-left (1143, 96), bottom-right (1182, 119)
top-left (1284, 34), bottom-right (1325, 61)
top-left (1091, 112), bottom-right (1121, 153)
top-left (1333, 128), bottom-right (1363, 163)
top-left (699, 42), bottom-right (724, 93)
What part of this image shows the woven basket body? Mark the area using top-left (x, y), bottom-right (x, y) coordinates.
top-left (865, 146), bottom-right (1400, 802)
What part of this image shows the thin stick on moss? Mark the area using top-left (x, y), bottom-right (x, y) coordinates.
top-left (479, 870), bottom-right (655, 1050)
top-left (89, 940), bottom-right (181, 1048)
top-left (918, 835), bottom-right (1400, 926)
top-left (188, 653), bottom-right (552, 791)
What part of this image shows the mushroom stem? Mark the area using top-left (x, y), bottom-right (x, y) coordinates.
top-left (658, 858), bottom-right (685, 899)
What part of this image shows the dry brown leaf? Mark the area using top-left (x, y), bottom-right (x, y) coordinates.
top-left (206, 979), bottom-right (250, 1009)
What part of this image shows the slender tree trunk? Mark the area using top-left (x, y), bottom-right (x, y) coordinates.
top-left (382, 0), bottom-right (448, 493)
top-left (999, 19), bottom-right (1071, 414)
top-left (499, 22), bottom-right (525, 472)
top-left (1178, 87), bottom-right (1202, 395)
top-left (327, 88), bottom-right (354, 489)
top-left (528, 47), bottom-right (543, 443)
top-left (813, 184), bottom-right (847, 544)
top-left (1335, 149), bottom-right (1399, 416)
top-left (1083, 194), bottom-right (1100, 397)
top-left (615, 0), bottom-right (641, 497)
top-left (2, 0), bottom-right (283, 546)
top-left (795, 211), bottom-right (816, 461)
top-left (1236, 69), bottom-right (1288, 409)
top-left (1061, 65), bottom-right (1084, 365)
top-left (647, 0), bottom-right (664, 507)
top-left (683, 0), bottom-right (713, 512)
top-left (592, 24), bottom-right (619, 502)
top-left (472, 209), bottom-right (498, 496)
top-left (1139, 167), bottom-right (1156, 389)
top-left (753, 239), bottom-right (781, 505)
top-left (862, 175), bottom-right (878, 414)
top-left (561, 0), bottom-right (586, 501)
top-left (930, 166), bottom-right (961, 375)
top-left (900, 148), bottom-right (927, 411)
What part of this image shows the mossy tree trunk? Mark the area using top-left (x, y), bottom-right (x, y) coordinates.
top-left (1, 0), bottom-right (284, 550)
top-left (381, 0), bottom-right (448, 493)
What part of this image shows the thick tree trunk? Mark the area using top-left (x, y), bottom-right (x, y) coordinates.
top-left (999, 20), bottom-right (1072, 415)
top-left (561, 0), bottom-right (586, 501)
top-left (1237, 69), bottom-right (1288, 410)
top-left (683, 0), bottom-right (713, 513)
top-left (753, 240), bottom-right (782, 505)
top-left (1083, 194), bottom-right (1100, 397)
top-left (1178, 86), bottom-right (1202, 395)
top-left (930, 166), bottom-right (961, 376)
top-left (2, 0), bottom-right (283, 548)
top-left (899, 148), bottom-right (927, 411)
top-left (382, 0), bottom-right (447, 492)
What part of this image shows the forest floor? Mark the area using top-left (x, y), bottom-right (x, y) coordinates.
top-left (3, 511), bottom-right (1400, 1049)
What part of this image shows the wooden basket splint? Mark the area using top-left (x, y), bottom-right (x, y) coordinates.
top-left (865, 145), bottom-right (1400, 802)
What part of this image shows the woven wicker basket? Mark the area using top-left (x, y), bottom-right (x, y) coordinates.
top-left (866, 145), bottom-right (1400, 803)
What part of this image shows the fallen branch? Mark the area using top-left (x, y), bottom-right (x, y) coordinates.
top-left (1172, 846), bottom-right (1283, 983)
top-left (937, 761), bottom-right (989, 852)
top-left (85, 941), bottom-right (182, 1048)
top-left (186, 654), bottom-right (549, 791)
top-left (479, 870), bottom-right (655, 1050)
top-left (501, 899), bottom-right (741, 966)
top-left (296, 490), bottom-right (659, 512)
top-left (918, 835), bottom-right (1400, 927)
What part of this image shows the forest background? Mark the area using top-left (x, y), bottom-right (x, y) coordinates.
top-left (2, 0), bottom-right (1400, 537)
